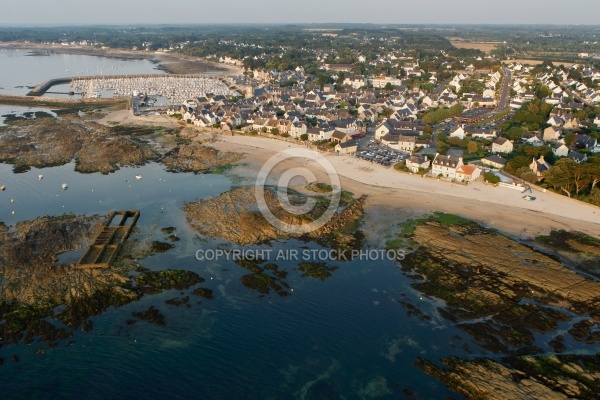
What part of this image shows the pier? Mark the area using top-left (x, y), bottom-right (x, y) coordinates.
top-left (77, 210), bottom-right (140, 269)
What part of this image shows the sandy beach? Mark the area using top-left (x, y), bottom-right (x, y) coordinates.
top-left (95, 109), bottom-right (600, 239)
top-left (205, 133), bottom-right (600, 240)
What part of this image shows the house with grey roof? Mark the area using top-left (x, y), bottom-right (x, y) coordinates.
top-left (432, 154), bottom-right (464, 179)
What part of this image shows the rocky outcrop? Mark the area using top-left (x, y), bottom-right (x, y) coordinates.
top-left (183, 186), bottom-right (366, 249)
top-left (393, 214), bottom-right (600, 398)
top-left (417, 355), bottom-right (600, 400)
top-left (161, 142), bottom-right (244, 173)
top-left (0, 214), bottom-right (209, 349)
top-left (395, 217), bottom-right (600, 354)
top-left (0, 115), bottom-right (156, 173)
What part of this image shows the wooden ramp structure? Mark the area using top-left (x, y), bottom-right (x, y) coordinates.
top-left (77, 210), bottom-right (140, 269)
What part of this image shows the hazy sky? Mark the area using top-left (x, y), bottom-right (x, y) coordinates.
top-left (1, 0), bottom-right (600, 25)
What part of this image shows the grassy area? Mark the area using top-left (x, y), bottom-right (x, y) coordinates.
top-left (386, 212), bottom-right (473, 250)
top-left (211, 164), bottom-right (234, 175)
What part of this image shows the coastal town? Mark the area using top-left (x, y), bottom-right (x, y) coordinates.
top-left (1, 21), bottom-right (600, 400)
top-left (71, 41), bottom-right (600, 206)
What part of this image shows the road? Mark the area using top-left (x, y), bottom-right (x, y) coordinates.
top-left (496, 68), bottom-right (512, 109)
top-left (433, 77), bottom-right (452, 98)
top-left (560, 83), bottom-right (592, 107)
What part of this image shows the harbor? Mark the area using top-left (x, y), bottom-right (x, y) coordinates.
top-left (26, 74), bottom-right (238, 103)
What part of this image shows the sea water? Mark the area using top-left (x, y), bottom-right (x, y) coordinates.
top-left (0, 161), bottom-right (466, 399)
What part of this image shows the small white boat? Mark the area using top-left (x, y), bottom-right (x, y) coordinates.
top-left (61, 183), bottom-right (68, 190)
top-left (38, 174), bottom-right (43, 180)
top-left (0, 184), bottom-right (5, 191)
top-left (135, 175), bottom-right (142, 181)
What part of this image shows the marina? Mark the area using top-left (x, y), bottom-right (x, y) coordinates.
top-left (27, 74), bottom-right (237, 103)
top-left (71, 75), bottom-right (237, 102)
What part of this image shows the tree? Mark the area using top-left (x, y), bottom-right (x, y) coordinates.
top-left (381, 107), bottom-right (393, 118)
top-left (535, 84), bottom-right (552, 99)
top-left (300, 134), bottom-right (308, 141)
top-left (521, 172), bottom-right (539, 183)
top-left (588, 158), bottom-right (600, 190)
top-left (588, 187), bottom-right (600, 206)
top-left (505, 156), bottom-right (533, 175)
top-left (437, 141), bottom-right (449, 155)
top-left (384, 82), bottom-right (393, 91)
top-left (505, 126), bottom-right (524, 141)
top-left (483, 172), bottom-right (500, 184)
top-left (467, 141), bottom-right (478, 154)
top-left (543, 158), bottom-right (575, 197)
top-left (447, 137), bottom-right (462, 147)
top-left (563, 132), bottom-right (576, 147)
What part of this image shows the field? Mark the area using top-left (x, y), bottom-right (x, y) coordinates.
top-left (503, 59), bottom-right (574, 67)
top-left (449, 38), bottom-right (500, 52)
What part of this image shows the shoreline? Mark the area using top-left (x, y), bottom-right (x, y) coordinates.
top-left (0, 41), bottom-right (243, 76)
top-left (90, 108), bottom-right (600, 240)
top-left (13, 104), bottom-right (599, 241)
top-left (203, 132), bottom-right (600, 240)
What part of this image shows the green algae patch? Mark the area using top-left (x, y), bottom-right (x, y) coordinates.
top-left (132, 306), bottom-right (166, 326)
top-left (192, 288), bottom-right (214, 300)
top-left (298, 262), bottom-right (339, 281)
top-left (135, 270), bottom-right (205, 292)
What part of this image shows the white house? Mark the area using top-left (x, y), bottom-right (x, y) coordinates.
top-left (449, 126), bottom-right (465, 140)
top-left (491, 138), bottom-right (513, 154)
top-left (405, 155), bottom-right (431, 173)
top-left (552, 143), bottom-right (569, 158)
top-left (455, 165), bottom-right (481, 183)
top-left (432, 154), bottom-right (464, 179)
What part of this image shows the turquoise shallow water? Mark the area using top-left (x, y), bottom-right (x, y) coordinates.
top-left (0, 162), bottom-right (468, 399)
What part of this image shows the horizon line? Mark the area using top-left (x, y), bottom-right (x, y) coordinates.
top-left (1, 22), bottom-right (600, 28)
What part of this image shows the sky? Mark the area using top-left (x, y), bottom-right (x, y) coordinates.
top-left (1, 0), bottom-right (600, 26)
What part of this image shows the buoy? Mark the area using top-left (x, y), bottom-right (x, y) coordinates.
top-left (38, 174), bottom-right (43, 180)
top-left (10, 198), bottom-right (14, 203)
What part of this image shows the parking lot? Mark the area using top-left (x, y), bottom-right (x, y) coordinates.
top-left (355, 141), bottom-right (410, 166)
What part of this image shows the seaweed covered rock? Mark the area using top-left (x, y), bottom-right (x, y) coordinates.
top-left (162, 142), bottom-right (244, 173)
top-left (135, 270), bottom-right (205, 292)
top-left (132, 306), bottom-right (166, 326)
top-left (183, 187), bottom-right (366, 249)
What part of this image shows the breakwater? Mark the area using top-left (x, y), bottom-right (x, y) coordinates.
top-left (0, 93), bottom-right (127, 107)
